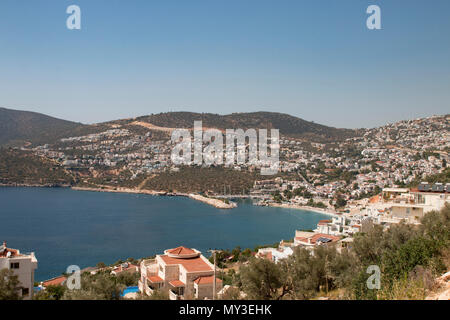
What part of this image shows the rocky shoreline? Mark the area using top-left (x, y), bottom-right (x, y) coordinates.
top-left (72, 186), bottom-right (237, 209)
top-left (188, 193), bottom-right (237, 209)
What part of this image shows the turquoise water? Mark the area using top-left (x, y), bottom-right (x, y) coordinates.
top-left (121, 286), bottom-right (139, 297)
top-left (0, 187), bottom-right (329, 281)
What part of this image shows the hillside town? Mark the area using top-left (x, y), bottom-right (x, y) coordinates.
top-left (2, 114), bottom-right (449, 300)
top-left (21, 114), bottom-right (448, 207)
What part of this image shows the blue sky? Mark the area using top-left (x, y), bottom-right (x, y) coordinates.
top-left (0, 0), bottom-right (449, 128)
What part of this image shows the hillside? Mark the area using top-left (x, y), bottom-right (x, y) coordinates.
top-left (0, 148), bottom-right (74, 186)
top-left (132, 112), bottom-right (357, 142)
top-left (0, 107), bottom-right (101, 147)
top-left (0, 108), bottom-right (357, 147)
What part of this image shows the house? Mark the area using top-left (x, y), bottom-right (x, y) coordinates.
top-left (383, 183), bottom-right (449, 222)
top-left (41, 275), bottom-right (67, 288)
top-left (294, 231), bottom-right (340, 248)
top-left (255, 246), bottom-right (293, 263)
top-left (111, 262), bottom-right (139, 276)
top-left (0, 241), bottom-right (38, 300)
top-left (138, 246), bottom-right (222, 300)
top-left (365, 183), bottom-right (450, 224)
top-left (315, 216), bottom-right (347, 235)
top-left (314, 220), bottom-right (333, 234)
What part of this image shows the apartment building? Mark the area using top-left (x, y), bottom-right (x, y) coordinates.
top-left (0, 241), bottom-right (38, 300)
top-left (139, 246), bottom-right (222, 300)
top-left (363, 183), bottom-right (450, 224)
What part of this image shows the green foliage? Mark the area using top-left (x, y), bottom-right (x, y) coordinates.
top-left (33, 285), bottom-right (66, 300)
top-left (236, 205), bottom-right (450, 300)
top-left (143, 166), bottom-right (264, 194)
top-left (0, 269), bottom-right (22, 300)
top-left (409, 168), bottom-right (450, 187)
top-left (239, 258), bottom-right (289, 300)
top-left (137, 111), bottom-right (356, 143)
top-left (0, 107), bottom-right (89, 147)
top-left (334, 195), bottom-right (347, 209)
top-left (61, 271), bottom-right (136, 300)
top-left (0, 149), bottom-right (74, 185)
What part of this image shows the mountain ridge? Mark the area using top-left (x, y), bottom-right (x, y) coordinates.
top-left (1, 107), bottom-right (357, 147)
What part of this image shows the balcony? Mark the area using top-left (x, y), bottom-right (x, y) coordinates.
top-left (141, 258), bottom-right (158, 278)
top-left (169, 290), bottom-right (182, 300)
top-left (140, 280), bottom-right (154, 296)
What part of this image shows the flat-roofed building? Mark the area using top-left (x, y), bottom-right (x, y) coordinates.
top-left (0, 241), bottom-right (38, 300)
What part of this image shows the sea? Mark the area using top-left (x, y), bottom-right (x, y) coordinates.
top-left (0, 187), bottom-right (329, 281)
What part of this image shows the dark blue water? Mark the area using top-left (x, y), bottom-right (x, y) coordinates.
top-left (0, 187), bottom-right (329, 281)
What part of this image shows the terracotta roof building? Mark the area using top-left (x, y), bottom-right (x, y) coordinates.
top-left (139, 246), bottom-right (222, 300)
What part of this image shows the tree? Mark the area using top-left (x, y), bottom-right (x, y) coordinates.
top-left (239, 258), bottom-right (290, 300)
top-left (33, 285), bottom-right (66, 300)
top-left (334, 195), bottom-right (347, 209)
top-left (62, 272), bottom-right (126, 300)
top-left (0, 269), bottom-right (22, 300)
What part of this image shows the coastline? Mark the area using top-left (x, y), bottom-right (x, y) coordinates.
top-left (188, 193), bottom-right (237, 209)
top-left (1, 183), bottom-right (237, 209)
top-left (72, 186), bottom-right (238, 209)
top-left (1, 184), bottom-right (337, 215)
top-left (71, 186), bottom-right (170, 196)
top-left (267, 202), bottom-right (339, 217)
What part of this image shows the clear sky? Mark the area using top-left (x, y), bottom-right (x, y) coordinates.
top-left (0, 0), bottom-right (449, 128)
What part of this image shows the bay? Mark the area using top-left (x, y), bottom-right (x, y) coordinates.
top-left (0, 187), bottom-right (329, 281)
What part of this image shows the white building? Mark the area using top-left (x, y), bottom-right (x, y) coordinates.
top-left (0, 241), bottom-right (38, 300)
top-left (255, 246), bottom-right (294, 263)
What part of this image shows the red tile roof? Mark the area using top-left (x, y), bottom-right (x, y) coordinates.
top-left (194, 276), bottom-right (223, 285)
top-left (160, 255), bottom-right (213, 272)
top-left (42, 276), bottom-right (67, 287)
top-left (369, 195), bottom-right (381, 203)
top-left (167, 246), bottom-right (196, 255)
top-left (169, 280), bottom-right (185, 287)
top-left (296, 233), bottom-right (340, 245)
top-left (148, 275), bottom-right (164, 283)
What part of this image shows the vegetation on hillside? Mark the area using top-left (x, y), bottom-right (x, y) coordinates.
top-left (0, 148), bottom-right (74, 186)
top-left (142, 166), bottom-right (266, 194)
top-left (0, 108), bottom-right (357, 147)
top-left (408, 168), bottom-right (450, 187)
top-left (0, 107), bottom-right (94, 147)
top-left (135, 111), bottom-right (357, 142)
top-left (233, 204), bottom-right (450, 300)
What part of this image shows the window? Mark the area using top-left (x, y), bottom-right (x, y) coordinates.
top-left (22, 288), bottom-right (29, 296)
top-left (10, 262), bottom-right (20, 269)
